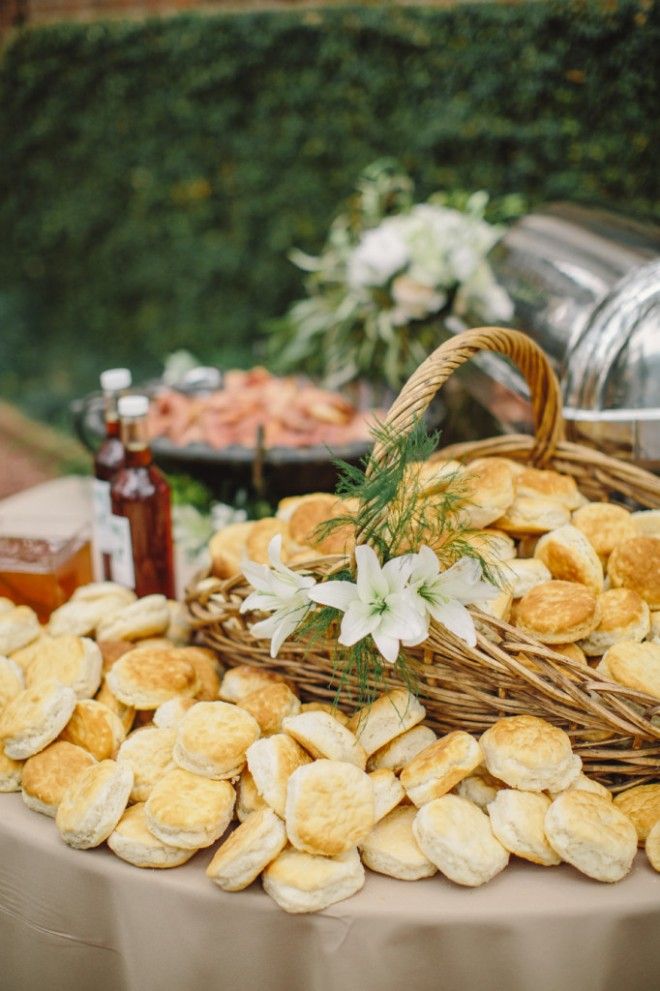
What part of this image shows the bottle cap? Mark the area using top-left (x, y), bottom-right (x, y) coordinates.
top-left (100, 368), bottom-right (132, 391)
top-left (118, 394), bottom-right (149, 418)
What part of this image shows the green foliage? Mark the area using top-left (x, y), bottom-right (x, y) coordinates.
top-left (0, 1), bottom-right (658, 424)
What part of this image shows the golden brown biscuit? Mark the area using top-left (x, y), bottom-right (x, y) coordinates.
top-left (219, 665), bottom-right (288, 704)
top-left (607, 537), bottom-right (660, 608)
top-left (645, 819), bottom-right (660, 871)
top-left (502, 559), bottom-right (551, 599)
top-left (572, 502), bottom-right (638, 564)
top-left (457, 459), bottom-right (515, 529)
top-left (400, 731), bottom-right (482, 807)
top-left (210, 522), bottom-right (255, 579)
top-left (107, 802), bottom-right (195, 868)
top-left (534, 525), bottom-right (604, 594)
top-left (71, 582), bottom-right (136, 606)
top-left (21, 740), bottom-right (96, 817)
top-left (95, 678), bottom-right (135, 734)
top-left (117, 725), bottom-right (176, 802)
top-left (177, 647), bottom-right (222, 702)
top-left (174, 700), bottom-right (260, 779)
top-left (0, 606), bottom-right (40, 655)
top-left (495, 496), bottom-right (570, 536)
top-left (26, 636), bottom-right (103, 699)
top-left (0, 679), bottom-right (77, 759)
top-left (107, 645), bottom-right (199, 709)
top-left (475, 589), bottom-right (512, 622)
top-left (282, 711), bottom-right (366, 768)
top-left (246, 733), bottom-right (312, 817)
top-left (245, 518), bottom-right (290, 564)
top-left (554, 642), bottom-right (589, 665)
top-left (0, 748), bottom-right (23, 792)
top-left (300, 702), bottom-right (350, 726)
top-left (544, 791), bottom-right (637, 882)
top-left (96, 595), bottom-right (170, 642)
top-left (632, 510), bottom-right (660, 538)
top-left (0, 597), bottom-right (15, 615)
top-left (262, 847), bottom-right (365, 914)
top-left (0, 656), bottom-right (24, 711)
top-left (359, 805), bottom-right (437, 880)
top-left (48, 594), bottom-right (129, 637)
top-left (602, 640), bottom-right (660, 700)
top-left (464, 529), bottom-right (517, 567)
top-left (289, 495), bottom-right (354, 556)
top-left (165, 599), bottom-right (191, 645)
top-left (56, 759), bottom-right (133, 849)
top-left (285, 759), bottom-right (374, 856)
top-left (347, 689), bottom-right (426, 757)
top-left (548, 771), bottom-right (612, 802)
top-left (152, 696), bottom-right (197, 729)
top-left (9, 634), bottom-right (56, 675)
top-left (480, 715), bottom-right (581, 792)
top-left (276, 492), bottom-right (330, 523)
top-left (487, 789), bottom-right (560, 866)
top-left (369, 768), bottom-right (406, 822)
top-left (454, 766), bottom-right (505, 810)
top-left (59, 699), bottom-right (126, 761)
top-left (648, 611), bottom-right (660, 644)
top-left (513, 581), bottom-right (600, 644)
top-left (579, 588), bottom-right (650, 656)
top-left (145, 768), bottom-right (235, 849)
top-left (239, 682), bottom-right (301, 736)
top-left (613, 784), bottom-right (660, 843)
top-left (206, 808), bottom-right (288, 891)
top-left (514, 467), bottom-right (583, 511)
top-left (236, 767), bottom-right (269, 822)
top-left (413, 794), bottom-right (509, 886)
top-left (367, 725), bottom-right (437, 773)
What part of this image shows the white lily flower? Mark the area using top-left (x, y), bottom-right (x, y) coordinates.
top-left (308, 544), bottom-right (428, 664)
top-left (407, 545), bottom-right (498, 648)
top-left (240, 535), bottom-right (316, 658)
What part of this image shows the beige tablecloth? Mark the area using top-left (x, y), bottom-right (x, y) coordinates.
top-left (1, 795), bottom-right (659, 991)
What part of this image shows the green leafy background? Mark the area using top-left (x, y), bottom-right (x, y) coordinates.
top-left (0, 0), bottom-right (657, 424)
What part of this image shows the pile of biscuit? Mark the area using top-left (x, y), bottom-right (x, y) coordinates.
top-left (210, 458), bottom-right (660, 703)
top-left (2, 598), bottom-right (659, 914)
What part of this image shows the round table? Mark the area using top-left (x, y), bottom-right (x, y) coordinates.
top-left (1, 796), bottom-right (659, 991)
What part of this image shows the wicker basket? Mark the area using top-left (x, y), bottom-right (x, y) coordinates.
top-left (188, 328), bottom-right (660, 790)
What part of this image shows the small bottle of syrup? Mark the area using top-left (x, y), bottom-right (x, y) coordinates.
top-left (93, 368), bottom-right (132, 580)
top-left (110, 395), bottom-right (176, 598)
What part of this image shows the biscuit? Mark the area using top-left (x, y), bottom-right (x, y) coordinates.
top-left (0, 606), bottom-right (40, 655)
top-left (219, 665), bottom-right (288, 704)
top-left (283, 711), bottom-right (366, 768)
top-left (607, 537), bottom-right (660, 608)
top-left (413, 794), bottom-right (509, 886)
top-left (488, 789), bottom-right (560, 866)
top-left (9, 634), bottom-right (56, 675)
top-left (27, 636), bottom-right (103, 699)
top-left (480, 715), bottom-right (581, 792)
top-left (262, 847), bottom-right (365, 914)
top-left (95, 679), bottom-right (135, 734)
top-left (548, 772), bottom-right (612, 802)
top-left (0, 679), bottom-right (77, 759)
top-left (277, 492), bottom-right (334, 523)
top-left (246, 733), bottom-right (311, 817)
top-left (347, 689), bottom-right (426, 757)
top-left (56, 759), bottom-right (133, 849)
top-left (632, 510), bottom-right (660, 538)
top-left (579, 589), bottom-right (650, 656)
top-left (97, 639), bottom-right (134, 674)
top-left (495, 496), bottom-right (570, 536)
top-left (648, 611), bottom-right (660, 644)
top-left (475, 589), bottom-right (512, 622)
top-left (145, 768), bottom-right (235, 849)
top-left (289, 495), bottom-right (354, 555)
top-left (239, 682), bottom-right (301, 736)
top-left (165, 599), bottom-right (191, 645)
top-left (153, 697), bottom-right (197, 729)
top-left (107, 645), bottom-right (199, 709)
top-left (245, 518), bottom-right (290, 565)
top-left (534, 525), bottom-right (604, 595)
top-left (400, 731), bottom-right (482, 807)
top-left (21, 740), bottom-right (96, 817)
top-left (72, 582), bottom-right (136, 606)
top-left (236, 768), bottom-right (269, 822)
top-left (174, 701), bottom-right (260, 779)
top-left (613, 784), bottom-right (660, 843)
top-left (367, 725), bottom-right (437, 773)
top-left (206, 808), bottom-right (288, 891)
top-left (544, 791), bottom-right (637, 882)
top-left (455, 767), bottom-right (506, 810)
top-left (514, 467), bottom-right (583, 511)
top-left (300, 702), bottom-right (349, 726)
top-left (369, 768), bottom-right (406, 822)
top-left (108, 802), bottom-right (196, 868)
top-left (96, 594), bottom-right (170, 642)
top-left (0, 748), bottom-right (23, 792)
top-left (645, 819), bottom-right (660, 872)
top-left (0, 655), bottom-right (24, 711)
top-left (117, 726), bottom-right (176, 802)
top-left (210, 521), bottom-right (255, 579)
top-left (513, 581), bottom-right (600, 644)
top-left (59, 699), bottom-right (126, 761)
top-left (502, 559), bottom-right (551, 599)
top-left (602, 640), bottom-right (660, 700)
top-left (177, 647), bottom-right (222, 702)
top-left (48, 595), bottom-right (129, 637)
top-left (360, 805), bottom-right (437, 880)
top-left (285, 759), bottom-right (374, 856)
top-left (456, 459), bottom-right (515, 529)
top-left (0, 597), bottom-right (14, 615)
top-left (464, 530), bottom-right (517, 566)
top-left (572, 503), bottom-right (638, 564)
top-left (554, 642), bottom-right (588, 666)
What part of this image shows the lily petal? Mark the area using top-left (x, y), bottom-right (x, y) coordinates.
top-left (408, 545), bottom-right (440, 587)
top-left (269, 607), bottom-right (308, 658)
top-left (379, 591), bottom-right (428, 641)
top-left (382, 553), bottom-right (415, 591)
top-left (435, 556), bottom-right (497, 603)
top-left (308, 580), bottom-right (358, 612)
top-left (355, 544), bottom-right (389, 602)
top-left (371, 629), bottom-right (401, 664)
top-left (339, 600), bottom-right (380, 646)
top-left (429, 599), bottom-right (477, 647)
top-left (241, 558), bottom-right (277, 594)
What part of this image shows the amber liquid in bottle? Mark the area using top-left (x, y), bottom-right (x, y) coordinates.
top-left (110, 409), bottom-right (175, 599)
top-left (94, 412), bottom-right (125, 580)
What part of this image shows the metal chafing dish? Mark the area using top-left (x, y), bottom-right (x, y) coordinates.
top-left (458, 203), bottom-right (660, 470)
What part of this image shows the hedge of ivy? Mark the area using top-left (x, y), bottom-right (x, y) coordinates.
top-left (0, 1), bottom-right (658, 422)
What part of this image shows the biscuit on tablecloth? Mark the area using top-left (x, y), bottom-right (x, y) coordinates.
top-left (56, 758), bottom-right (133, 849)
top-left (400, 731), bottom-right (482, 808)
top-left (369, 769), bottom-right (405, 822)
top-left (360, 805), bottom-right (437, 881)
top-left (572, 503), bottom-right (637, 564)
top-left (283, 711), bottom-right (366, 768)
top-left (262, 847), bottom-right (365, 915)
top-left (613, 784), bottom-right (660, 843)
top-left (108, 802), bottom-right (195, 868)
top-left (246, 734), bottom-right (311, 818)
top-left (347, 689), bottom-right (425, 757)
top-left (579, 589), bottom-right (650, 656)
top-left (145, 768), bottom-right (235, 849)
top-left (153, 697), bottom-right (197, 729)
top-left (107, 644), bottom-right (199, 709)
top-left (544, 790), bottom-right (637, 882)
top-left (607, 537), bottom-right (660, 609)
top-left (513, 581), bottom-right (600, 644)
top-left (0, 655), bottom-right (24, 711)
top-left (479, 715), bottom-right (581, 793)
top-left (367, 724), bottom-right (437, 774)
top-left (0, 606), bottom-right (40, 656)
top-left (117, 726), bottom-right (176, 802)
top-left (27, 636), bottom-right (102, 699)
top-left (645, 820), bottom-right (660, 872)
top-left (487, 789), bottom-right (560, 866)
top-left (96, 595), bottom-right (170, 642)
top-left (239, 682), bottom-right (301, 736)
top-left (0, 748), bottom-right (23, 792)
top-left (59, 698), bottom-right (126, 761)
top-left (600, 640), bottom-right (660, 700)
top-left (0, 679), bottom-right (77, 759)
top-left (219, 665), bottom-right (289, 704)
top-left (207, 808), bottom-right (288, 891)
top-left (534, 525), bottom-right (604, 594)
top-left (174, 701), bottom-right (260, 779)
top-left (285, 759), bottom-right (374, 856)
top-left (21, 740), bottom-right (96, 817)
top-left (413, 794), bottom-right (509, 887)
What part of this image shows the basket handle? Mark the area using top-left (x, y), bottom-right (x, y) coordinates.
top-left (370, 327), bottom-right (564, 472)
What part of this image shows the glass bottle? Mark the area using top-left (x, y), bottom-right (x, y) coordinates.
top-left (110, 395), bottom-right (176, 598)
top-left (92, 368), bottom-right (131, 580)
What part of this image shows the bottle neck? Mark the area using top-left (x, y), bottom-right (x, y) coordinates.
top-left (104, 392), bottom-right (121, 438)
top-left (120, 415), bottom-right (153, 468)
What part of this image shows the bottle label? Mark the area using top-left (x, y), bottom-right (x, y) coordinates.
top-left (92, 479), bottom-right (113, 552)
top-left (109, 515), bottom-right (136, 589)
